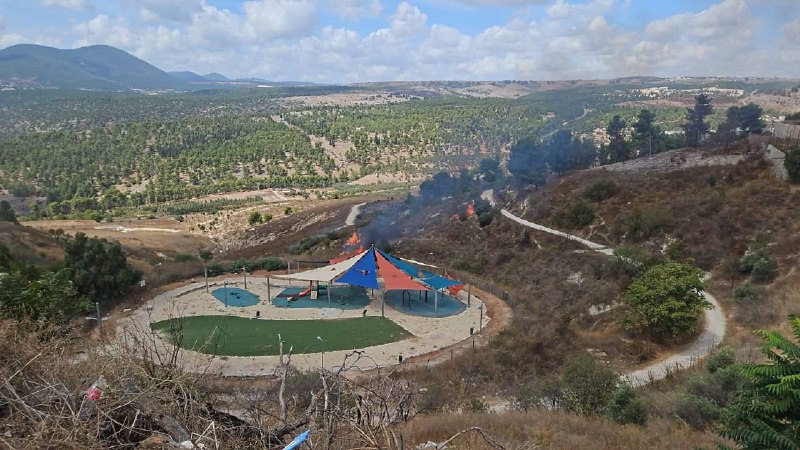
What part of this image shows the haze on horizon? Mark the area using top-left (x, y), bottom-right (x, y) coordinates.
top-left (0, 0), bottom-right (798, 84)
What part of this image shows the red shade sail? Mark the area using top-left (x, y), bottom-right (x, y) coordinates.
top-left (375, 251), bottom-right (430, 291)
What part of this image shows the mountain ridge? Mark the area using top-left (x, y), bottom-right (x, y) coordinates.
top-left (0, 44), bottom-right (189, 91)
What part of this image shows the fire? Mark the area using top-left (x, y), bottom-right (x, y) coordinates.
top-left (466, 200), bottom-right (475, 217)
top-left (346, 231), bottom-right (361, 247)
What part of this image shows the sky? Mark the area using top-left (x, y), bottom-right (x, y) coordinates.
top-left (0, 0), bottom-right (798, 83)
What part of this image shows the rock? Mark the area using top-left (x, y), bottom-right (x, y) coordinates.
top-left (138, 434), bottom-right (171, 448)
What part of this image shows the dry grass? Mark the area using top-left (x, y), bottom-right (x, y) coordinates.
top-left (399, 411), bottom-right (727, 450)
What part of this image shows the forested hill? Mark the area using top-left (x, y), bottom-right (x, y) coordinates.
top-left (0, 44), bottom-right (189, 91)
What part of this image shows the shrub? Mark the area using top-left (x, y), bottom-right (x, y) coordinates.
top-left (174, 254), bottom-right (197, 263)
top-left (612, 246), bottom-right (663, 278)
top-left (785, 146), bottom-right (800, 183)
top-left (258, 257), bottom-right (285, 272)
top-left (205, 262), bottom-right (224, 277)
top-left (582, 179), bottom-right (619, 202)
top-left (605, 384), bottom-right (648, 426)
top-left (560, 353), bottom-right (618, 416)
top-left (624, 207), bottom-right (669, 241)
top-left (733, 282), bottom-right (766, 303)
top-left (623, 262), bottom-right (710, 342)
top-left (556, 200), bottom-right (595, 229)
top-left (705, 346), bottom-right (736, 374)
top-left (739, 243), bottom-right (777, 283)
top-left (478, 211), bottom-right (493, 227)
top-left (674, 394), bottom-right (720, 430)
top-left (248, 211), bottom-right (262, 225)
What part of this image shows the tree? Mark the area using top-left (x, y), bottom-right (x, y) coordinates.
top-left (623, 262), bottom-right (711, 341)
top-left (632, 109), bottom-right (660, 156)
top-left (0, 200), bottom-right (18, 224)
top-left (508, 137), bottom-right (550, 189)
top-left (606, 384), bottom-right (648, 426)
top-left (560, 353), bottom-right (619, 416)
top-left (720, 316), bottom-right (800, 449)
top-left (64, 233), bottom-right (141, 305)
top-left (720, 103), bottom-right (764, 136)
top-left (683, 94), bottom-right (713, 147)
top-left (248, 211), bottom-right (262, 226)
top-left (477, 157), bottom-right (500, 182)
top-left (784, 146), bottom-right (800, 183)
top-left (606, 115), bottom-right (629, 163)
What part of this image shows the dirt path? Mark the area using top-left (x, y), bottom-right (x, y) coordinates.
top-left (483, 189), bottom-right (726, 385)
top-left (343, 202), bottom-right (366, 227)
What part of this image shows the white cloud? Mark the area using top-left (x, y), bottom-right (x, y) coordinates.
top-left (12, 0), bottom-right (792, 82)
top-left (0, 33), bottom-right (26, 48)
top-left (327, 0), bottom-right (382, 21)
top-left (449, 0), bottom-right (547, 5)
top-left (39, 0), bottom-right (91, 9)
top-left (241, 0), bottom-right (317, 41)
top-left (132, 0), bottom-right (202, 23)
top-left (631, 0), bottom-right (762, 76)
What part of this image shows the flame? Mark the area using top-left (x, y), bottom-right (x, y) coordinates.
top-left (346, 231), bottom-right (361, 247)
top-left (466, 200), bottom-right (476, 217)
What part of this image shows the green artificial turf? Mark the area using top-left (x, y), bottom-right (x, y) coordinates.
top-left (150, 315), bottom-right (412, 356)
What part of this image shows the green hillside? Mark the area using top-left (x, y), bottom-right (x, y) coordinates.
top-left (0, 44), bottom-right (189, 91)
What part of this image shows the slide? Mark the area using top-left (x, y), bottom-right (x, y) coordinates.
top-left (291, 287), bottom-right (312, 300)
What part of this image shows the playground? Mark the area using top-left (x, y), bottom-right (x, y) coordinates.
top-left (211, 287), bottom-right (260, 307)
top-left (120, 247), bottom-right (489, 376)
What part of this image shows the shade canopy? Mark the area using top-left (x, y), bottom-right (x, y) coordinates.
top-left (376, 251), bottom-right (430, 291)
top-left (274, 249), bottom-right (368, 283)
top-left (336, 248), bottom-right (380, 289)
top-left (275, 247), bottom-right (460, 292)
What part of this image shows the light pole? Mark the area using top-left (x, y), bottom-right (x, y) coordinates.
top-left (242, 266), bottom-right (247, 290)
top-left (478, 303), bottom-right (484, 333)
top-left (223, 280), bottom-right (228, 307)
top-left (154, 262), bottom-right (162, 293)
top-left (316, 336), bottom-right (325, 370)
top-left (204, 265), bottom-right (209, 293)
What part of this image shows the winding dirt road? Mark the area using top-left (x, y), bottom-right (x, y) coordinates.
top-left (482, 189), bottom-right (726, 386)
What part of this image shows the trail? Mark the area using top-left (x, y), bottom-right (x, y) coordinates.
top-left (345, 202), bottom-right (366, 226)
top-left (482, 189), bottom-right (726, 387)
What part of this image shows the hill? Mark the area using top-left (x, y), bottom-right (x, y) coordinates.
top-left (0, 44), bottom-right (188, 91)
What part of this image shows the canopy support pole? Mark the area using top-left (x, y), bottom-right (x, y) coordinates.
top-left (267, 277), bottom-right (271, 303)
top-left (435, 289), bottom-right (438, 316)
top-left (327, 282), bottom-right (331, 305)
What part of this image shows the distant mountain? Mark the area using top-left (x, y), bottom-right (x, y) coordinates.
top-left (0, 44), bottom-right (189, 91)
top-left (202, 72), bottom-right (230, 82)
top-left (235, 77), bottom-right (320, 87)
top-left (169, 71), bottom-right (208, 82)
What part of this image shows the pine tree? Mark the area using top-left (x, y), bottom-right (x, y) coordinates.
top-left (683, 94), bottom-right (713, 147)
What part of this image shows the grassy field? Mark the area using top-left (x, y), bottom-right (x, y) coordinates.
top-left (151, 316), bottom-right (412, 356)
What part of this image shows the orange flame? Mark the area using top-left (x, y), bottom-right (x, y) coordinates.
top-left (466, 200), bottom-right (476, 217)
top-left (346, 231), bottom-right (361, 247)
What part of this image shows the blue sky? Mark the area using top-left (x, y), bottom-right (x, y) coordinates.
top-left (0, 0), bottom-right (798, 82)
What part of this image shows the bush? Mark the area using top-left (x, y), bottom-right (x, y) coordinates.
top-left (478, 211), bottom-right (493, 227)
top-left (556, 200), bottom-right (595, 229)
top-left (258, 257), bottom-right (285, 272)
top-left (611, 246), bottom-right (663, 278)
top-left (785, 146), bottom-right (800, 183)
top-left (174, 254), bottom-right (197, 263)
top-left (248, 211), bottom-right (262, 225)
top-left (624, 207), bottom-right (669, 241)
top-left (205, 262), bottom-right (224, 277)
top-left (674, 394), bottom-right (720, 430)
top-left (739, 243), bottom-right (777, 283)
top-left (705, 346), bottom-right (736, 374)
top-left (605, 384), bottom-right (648, 426)
top-left (583, 179), bottom-right (619, 202)
top-left (560, 353), bottom-right (618, 416)
top-left (623, 262), bottom-right (709, 342)
top-left (733, 282), bottom-right (766, 303)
